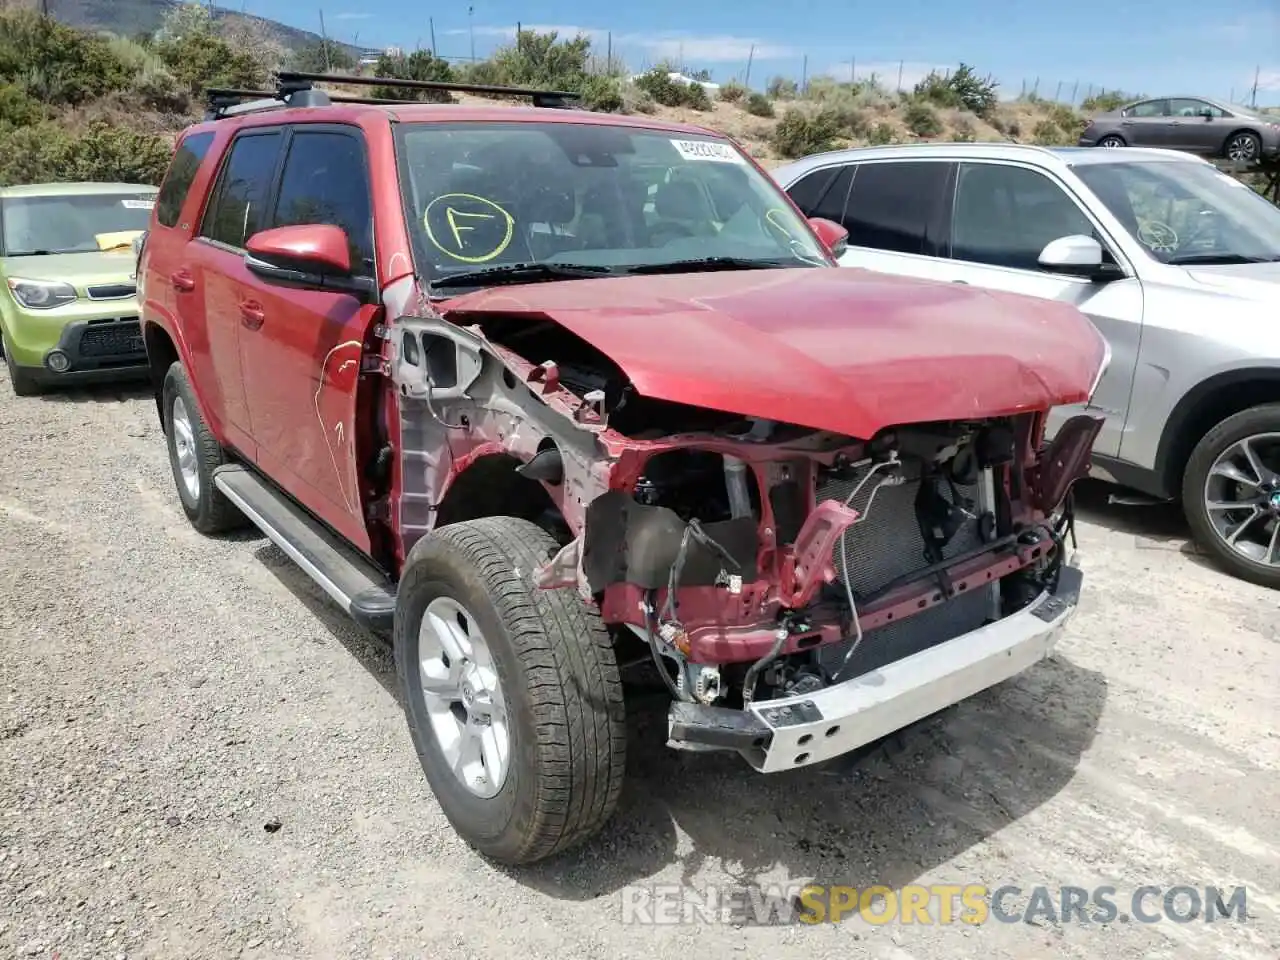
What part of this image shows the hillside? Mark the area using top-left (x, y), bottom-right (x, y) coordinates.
top-left (40, 0), bottom-right (360, 55)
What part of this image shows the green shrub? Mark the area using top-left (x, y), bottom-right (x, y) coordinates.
top-left (0, 10), bottom-right (134, 106)
top-left (621, 83), bottom-right (656, 114)
top-left (0, 82), bottom-right (43, 127)
top-left (1048, 103), bottom-right (1085, 136)
top-left (1080, 90), bottom-right (1131, 113)
top-left (634, 67), bottom-right (710, 109)
top-left (718, 80), bottom-right (747, 103)
top-left (1032, 119), bottom-right (1067, 145)
top-left (132, 64), bottom-right (189, 114)
top-left (0, 121), bottom-right (172, 187)
top-left (913, 63), bottom-right (998, 118)
top-left (371, 50), bottom-right (453, 102)
top-left (156, 31), bottom-right (265, 96)
top-left (290, 39), bottom-right (356, 74)
top-left (744, 92), bottom-right (774, 117)
top-left (903, 101), bottom-right (942, 137)
top-left (578, 73), bottom-right (624, 112)
top-left (868, 121), bottom-right (895, 145)
top-left (771, 107), bottom-right (843, 158)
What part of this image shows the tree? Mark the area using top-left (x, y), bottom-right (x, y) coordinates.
top-left (372, 50), bottom-right (453, 102)
top-left (291, 39), bottom-right (355, 74)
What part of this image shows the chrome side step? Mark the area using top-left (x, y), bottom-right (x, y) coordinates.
top-left (213, 464), bottom-right (396, 632)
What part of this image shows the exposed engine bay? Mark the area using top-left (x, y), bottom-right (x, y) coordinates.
top-left (384, 302), bottom-right (1102, 726)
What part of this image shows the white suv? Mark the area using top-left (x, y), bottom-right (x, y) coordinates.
top-left (773, 143), bottom-right (1280, 589)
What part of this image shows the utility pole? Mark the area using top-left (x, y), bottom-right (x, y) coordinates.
top-left (319, 9), bottom-right (330, 71)
top-left (429, 17), bottom-right (436, 54)
top-left (896, 60), bottom-right (904, 93)
top-left (801, 54), bottom-right (808, 94)
top-left (744, 44), bottom-right (754, 89)
top-left (850, 56), bottom-right (855, 84)
top-left (468, 6), bottom-right (475, 62)
top-left (1250, 65), bottom-right (1260, 108)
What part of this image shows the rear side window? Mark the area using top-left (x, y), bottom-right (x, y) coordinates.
top-left (785, 167), bottom-right (841, 215)
top-left (199, 131), bottom-right (283, 249)
top-left (809, 166), bottom-right (855, 227)
top-left (843, 161), bottom-right (950, 255)
top-left (271, 130), bottom-right (375, 274)
top-left (156, 131), bottom-right (214, 228)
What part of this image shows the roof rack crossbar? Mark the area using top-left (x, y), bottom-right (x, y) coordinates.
top-left (273, 70), bottom-right (583, 108)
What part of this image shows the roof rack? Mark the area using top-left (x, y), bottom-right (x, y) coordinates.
top-left (204, 71), bottom-right (583, 119)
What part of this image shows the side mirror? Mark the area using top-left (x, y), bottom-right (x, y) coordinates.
top-left (1199, 108), bottom-right (1214, 120)
top-left (244, 224), bottom-right (374, 297)
top-left (1037, 234), bottom-right (1123, 281)
top-left (807, 216), bottom-right (849, 258)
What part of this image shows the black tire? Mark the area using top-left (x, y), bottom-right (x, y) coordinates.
top-left (1097, 134), bottom-right (1126, 148)
top-left (394, 516), bottom-right (626, 865)
top-left (1182, 403), bottom-right (1280, 590)
top-left (161, 361), bottom-right (243, 534)
top-left (1, 330), bottom-right (43, 397)
top-left (1224, 130), bottom-right (1261, 163)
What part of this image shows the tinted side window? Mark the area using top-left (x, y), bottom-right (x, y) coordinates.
top-left (843, 161), bottom-right (949, 254)
top-left (784, 167), bottom-right (840, 215)
top-left (199, 131), bottom-right (282, 249)
top-left (1126, 100), bottom-right (1167, 118)
top-left (271, 130), bottom-right (374, 274)
top-left (156, 131), bottom-right (215, 228)
top-left (810, 166), bottom-right (855, 226)
top-left (950, 162), bottom-right (1096, 271)
top-left (1169, 98), bottom-right (1223, 118)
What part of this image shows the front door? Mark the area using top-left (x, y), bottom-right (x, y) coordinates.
top-left (234, 125), bottom-right (380, 554)
top-left (922, 160), bottom-right (1143, 457)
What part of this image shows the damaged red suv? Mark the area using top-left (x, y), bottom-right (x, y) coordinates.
top-left (136, 72), bottom-right (1109, 865)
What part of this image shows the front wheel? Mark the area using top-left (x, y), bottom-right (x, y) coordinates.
top-left (1182, 404), bottom-right (1280, 589)
top-left (161, 361), bottom-right (243, 534)
top-left (394, 516), bottom-right (626, 865)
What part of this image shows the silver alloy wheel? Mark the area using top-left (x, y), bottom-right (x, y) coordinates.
top-left (171, 395), bottom-right (200, 502)
top-left (1099, 136), bottom-right (1123, 148)
top-left (1203, 432), bottom-right (1280, 565)
top-left (1227, 133), bottom-right (1259, 162)
top-left (418, 596), bottom-right (511, 799)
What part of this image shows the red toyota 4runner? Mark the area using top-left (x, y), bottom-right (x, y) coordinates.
top-left (136, 72), bottom-right (1108, 865)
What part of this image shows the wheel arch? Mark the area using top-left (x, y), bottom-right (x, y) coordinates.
top-left (1222, 126), bottom-right (1262, 156)
top-left (1154, 367), bottom-right (1280, 497)
top-left (142, 320), bottom-right (180, 426)
top-left (432, 450), bottom-right (564, 534)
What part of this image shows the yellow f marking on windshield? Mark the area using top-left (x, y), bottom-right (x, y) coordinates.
top-left (423, 192), bottom-right (515, 264)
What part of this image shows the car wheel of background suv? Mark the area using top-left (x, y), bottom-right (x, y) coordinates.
top-left (161, 361), bottom-right (244, 534)
top-left (1182, 403), bottom-right (1280, 590)
top-left (394, 515), bottom-right (626, 865)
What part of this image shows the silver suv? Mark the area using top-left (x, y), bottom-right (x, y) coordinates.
top-left (773, 142), bottom-right (1280, 589)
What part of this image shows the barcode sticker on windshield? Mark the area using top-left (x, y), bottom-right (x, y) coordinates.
top-left (121, 199), bottom-right (155, 209)
top-left (670, 139), bottom-right (745, 164)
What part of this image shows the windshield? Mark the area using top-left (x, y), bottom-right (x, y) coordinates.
top-left (393, 121), bottom-right (827, 288)
top-left (1, 191), bottom-right (156, 257)
top-left (1073, 160), bottom-right (1280, 264)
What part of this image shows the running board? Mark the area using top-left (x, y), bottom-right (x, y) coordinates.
top-left (213, 464), bottom-right (396, 632)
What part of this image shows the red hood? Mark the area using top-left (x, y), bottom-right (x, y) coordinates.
top-left (442, 268), bottom-right (1107, 438)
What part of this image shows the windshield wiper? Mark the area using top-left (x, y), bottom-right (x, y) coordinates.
top-left (619, 256), bottom-right (807, 275)
top-left (431, 261), bottom-right (614, 290)
top-left (5, 250), bottom-right (60, 257)
top-left (1166, 252), bottom-right (1280, 265)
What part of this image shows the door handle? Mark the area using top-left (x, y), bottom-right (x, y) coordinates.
top-left (239, 300), bottom-right (265, 330)
top-left (170, 270), bottom-right (195, 292)
top-left (952, 279), bottom-right (969, 284)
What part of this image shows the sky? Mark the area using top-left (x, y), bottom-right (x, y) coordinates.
top-left (243, 0), bottom-right (1280, 106)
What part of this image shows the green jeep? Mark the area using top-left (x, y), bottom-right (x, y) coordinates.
top-left (0, 182), bottom-right (157, 396)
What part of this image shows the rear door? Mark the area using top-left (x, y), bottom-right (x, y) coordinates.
top-left (920, 160), bottom-right (1143, 457)
top-left (235, 124), bottom-right (380, 554)
top-left (1119, 99), bottom-right (1172, 147)
top-left (188, 128), bottom-right (285, 454)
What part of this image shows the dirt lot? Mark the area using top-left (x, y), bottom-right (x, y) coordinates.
top-left (1, 373), bottom-right (1277, 960)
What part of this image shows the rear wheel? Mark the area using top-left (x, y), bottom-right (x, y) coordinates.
top-left (1097, 135), bottom-right (1126, 148)
top-left (394, 516), bottom-right (626, 865)
top-left (1225, 131), bottom-right (1261, 163)
top-left (1182, 404), bottom-right (1280, 589)
top-left (162, 361), bottom-right (243, 534)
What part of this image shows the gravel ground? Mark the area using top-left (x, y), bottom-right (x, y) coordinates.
top-left (1, 371), bottom-right (1277, 960)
